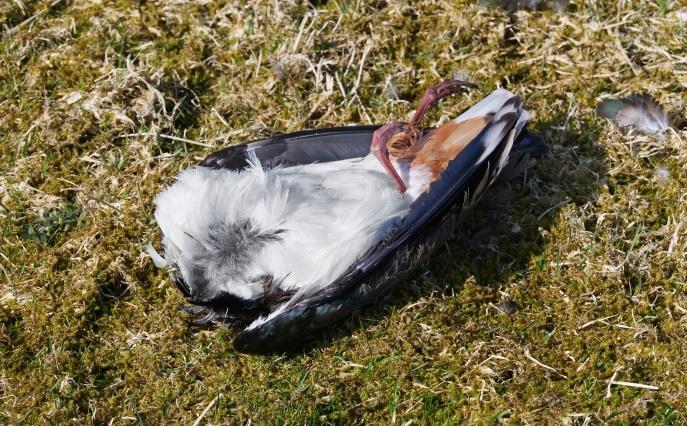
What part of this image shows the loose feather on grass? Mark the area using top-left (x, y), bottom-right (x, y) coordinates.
top-left (481, 0), bottom-right (569, 12)
top-left (597, 94), bottom-right (669, 136)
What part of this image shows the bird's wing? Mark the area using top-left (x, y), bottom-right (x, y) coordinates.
top-left (411, 116), bottom-right (490, 179)
top-left (199, 125), bottom-right (379, 170)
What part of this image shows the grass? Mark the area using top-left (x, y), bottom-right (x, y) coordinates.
top-left (1, 0), bottom-right (686, 423)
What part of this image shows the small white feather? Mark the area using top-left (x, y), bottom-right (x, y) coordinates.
top-left (146, 244), bottom-right (168, 268)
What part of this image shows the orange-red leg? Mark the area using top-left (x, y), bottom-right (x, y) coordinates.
top-left (409, 80), bottom-right (477, 128)
top-left (371, 123), bottom-right (407, 193)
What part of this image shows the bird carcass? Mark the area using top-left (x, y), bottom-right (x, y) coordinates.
top-left (147, 80), bottom-right (547, 353)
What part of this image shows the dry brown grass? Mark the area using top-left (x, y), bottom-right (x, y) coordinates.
top-left (1, 0), bottom-right (686, 423)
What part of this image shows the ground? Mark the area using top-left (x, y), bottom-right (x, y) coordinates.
top-left (1, 0), bottom-right (686, 424)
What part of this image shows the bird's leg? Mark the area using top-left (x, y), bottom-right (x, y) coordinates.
top-left (408, 79), bottom-right (477, 128)
top-left (372, 80), bottom-right (476, 193)
top-left (371, 122), bottom-right (408, 193)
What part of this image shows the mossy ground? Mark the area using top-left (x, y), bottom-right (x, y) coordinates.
top-left (1, 0), bottom-right (686, 423)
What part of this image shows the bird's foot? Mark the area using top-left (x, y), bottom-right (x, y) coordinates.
top-left (371, 122), bottom-right (409, 193)
top-left (372, 80), bottom-right (476, 193)
top-left (409, 79), bottom-right (477, 128)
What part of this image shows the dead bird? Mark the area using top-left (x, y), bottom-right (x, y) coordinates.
top-left (597, 94), bottom-right (669, 136)
top-left (148, 80), bottom-right (547, 353)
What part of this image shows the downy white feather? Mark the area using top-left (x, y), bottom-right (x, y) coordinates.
top-left (152, 153), bottom-right (412, 302)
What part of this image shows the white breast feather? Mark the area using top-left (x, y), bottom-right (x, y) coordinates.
top-left (152, 153), bottom-right (414, 302)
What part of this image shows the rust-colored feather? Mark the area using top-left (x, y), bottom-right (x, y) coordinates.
top-left (410, 116), bottom-right (489, 181)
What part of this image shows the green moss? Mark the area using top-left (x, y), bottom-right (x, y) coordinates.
top-left (1, 0), bottom-right (686, 423)
top-left (18, 203), bottom-right (84, 245)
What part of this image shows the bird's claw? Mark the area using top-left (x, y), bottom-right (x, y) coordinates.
top-left (409, 79), bottom-right (477, 128)
top-left (371, 123), bottom-right (408, 193)
top-left (372, 79), bottom-right (477, 193)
